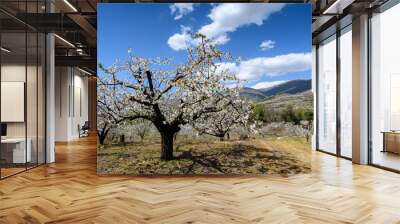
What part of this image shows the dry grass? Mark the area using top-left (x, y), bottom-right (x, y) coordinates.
top-left (97, 135), bottom-right (311, 177)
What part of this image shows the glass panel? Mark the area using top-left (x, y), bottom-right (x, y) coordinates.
top-left (371, 4), bottom-right (400, 171)
top-left (0, 1), bottom-right (46, 178)
top-left (1, 30), bottom-right (27, 177)
top-left (317, 35), bottom-right (337, 154)
top-left (27, 30), bottom-right (38, 169)
top-left (339, 26), bottom-right (352, 158)
top-left (26, 0), bottom-right (38, 169)
top-left (38, 32), bottom-right (45, 165)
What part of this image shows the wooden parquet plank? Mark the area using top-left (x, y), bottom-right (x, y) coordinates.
top-left (0, 136), bottom-right (400, 223)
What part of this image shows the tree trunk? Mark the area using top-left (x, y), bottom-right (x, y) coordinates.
top-left (98, 132), bottom-right (106, 145)
top-left (217, 133), bottom-right (225, 141)
top-left (120, 135), bottom-right (125, 144)
top-left (98, 128), bottom-right (108, 145)
top-left (160, 132), bottom-right (174, 161)
top-left (98, 124), bottom-right (109, 145)
top-left (140, 135), bottom-right (144, 143)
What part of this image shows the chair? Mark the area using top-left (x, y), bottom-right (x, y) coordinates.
top-left (79, 121), bottom-right (90, 138)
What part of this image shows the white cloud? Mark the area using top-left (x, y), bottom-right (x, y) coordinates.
top-left (260, 40), bottom-right (275, 51)
top-left (212, 34), bottom-right (230, 45)
top-left (237, 53), bottom-right (311, 80)
top-left (214, 52), bottom-right (311, 81)
top-left (167, 26), bottom-right (196, 51)
top-left (215, 62), bottom-right (239, 75)
top-left (251, 80), bottom-right (287, 89)
top-left (167, 3), bottom-right (285, 50)
top-left (225, 82), bottom-right (242, 89)
top-left (170, 3), bottom-right (196, 20)
top-left (198, 3), bottom-right (285, 44)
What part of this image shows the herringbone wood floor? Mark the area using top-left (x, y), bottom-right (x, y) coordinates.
top-left (1, 136), bottom-right (400, 224)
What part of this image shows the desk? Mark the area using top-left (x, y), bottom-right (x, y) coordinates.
top-left (382, 131), bottom-right (400, 154)
top-left (1, 138), bottom-right (31, 164)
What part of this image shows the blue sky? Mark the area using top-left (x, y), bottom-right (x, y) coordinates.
top-left (98, 3), bottom-right (311, 89)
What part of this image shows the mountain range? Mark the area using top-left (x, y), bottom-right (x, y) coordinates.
top-left (240, 79), bottom-right (311, 102)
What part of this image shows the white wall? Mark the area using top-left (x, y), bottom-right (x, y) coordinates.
top-left (55, 66), bottom-right (69, 141)
top-left (54, 67), bottom-right (89, 141)
top-left (70, 73), bottom-right (89, 138)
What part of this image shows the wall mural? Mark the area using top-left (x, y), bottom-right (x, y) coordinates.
top-left (97, 3), bottom-right (312, 176)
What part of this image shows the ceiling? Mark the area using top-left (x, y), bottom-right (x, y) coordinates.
top-left (0, 0), bottom-right (98, 74)
top-left (2, 0), bottom-right (390, 73)
top-left (311, 0), bottom-right (390, 43)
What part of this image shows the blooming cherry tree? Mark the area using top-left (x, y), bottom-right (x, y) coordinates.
top-left (131, 119), bottom-right (152, 143)
top-left (98, 34), bottom-right (243, 160)
top-left (191, 88), bottom-right (251, 141)
top-left (97, 72), bottom-right (128, 145)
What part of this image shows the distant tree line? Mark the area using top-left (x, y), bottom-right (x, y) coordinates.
top-left (252, 104), bottom-right (313, 125)
top-left (252, 104), bottom-right (314, 142)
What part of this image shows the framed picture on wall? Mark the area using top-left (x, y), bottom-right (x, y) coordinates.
top-left (1, 81), bottom-right (25, 122)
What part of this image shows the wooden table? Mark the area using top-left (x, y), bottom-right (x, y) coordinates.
top-left (1, 138), bottom-right (31, 165)
top-left (381, 131), bottom-right (400, 154)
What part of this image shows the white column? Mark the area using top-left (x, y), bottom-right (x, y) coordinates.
top-left (312, 45), bottom-right (317, 150)
top-left (46, 32), bottom-right (55, 163)
top-left (352, 14), bottom-right (369, 164)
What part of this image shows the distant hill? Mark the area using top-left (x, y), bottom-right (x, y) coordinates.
top-left (260, 90), bottom-right (313, 110)
top-left (239, 87), bottom-right (266, 101)
top-left (240, 79), bottom-right (312, 101)
top-left (258, 79), bottom-right (311, 97)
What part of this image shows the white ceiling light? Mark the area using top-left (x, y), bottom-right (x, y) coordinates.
top-left (78, 67), bottom-right (92, 76)
top-left (1, 47), bottom-right (11, 53)
top-left (323, 0), bottom-right (355, 15)
top-left (54, 34), bottom-right (75, 48)
top-left (63, 0), bottom-right (78, 12)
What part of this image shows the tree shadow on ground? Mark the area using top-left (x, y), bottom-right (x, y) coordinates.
top-left (97, 140), bottom-right (311, 176)
top-left (174, 144), bottom-right (244, 174)
top-left (173, 143), bottom-right (309, 176)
